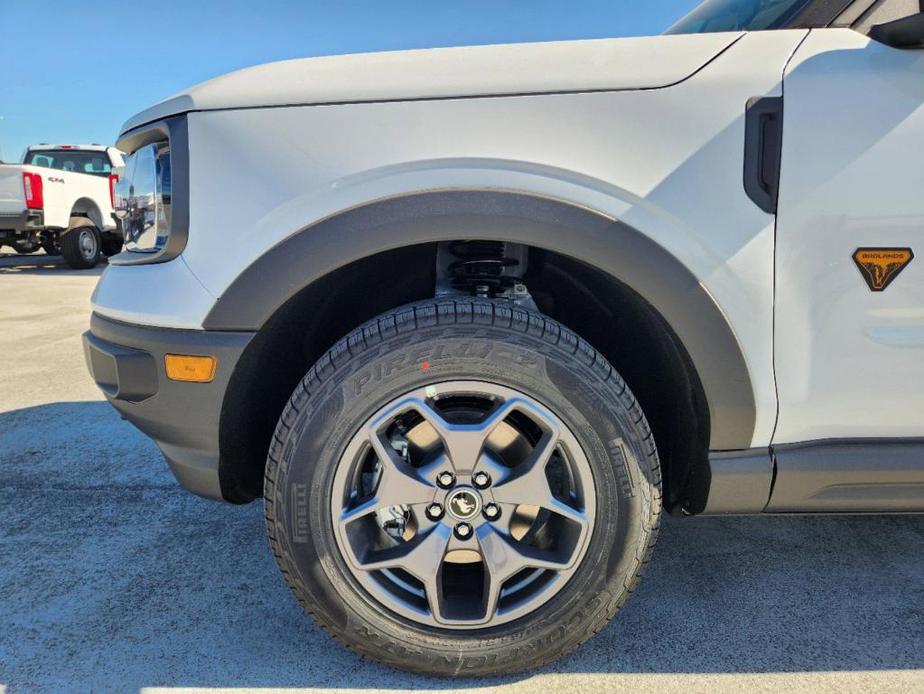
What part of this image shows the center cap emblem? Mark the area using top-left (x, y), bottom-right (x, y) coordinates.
top-left (446, 488), bottom-right (481, 520)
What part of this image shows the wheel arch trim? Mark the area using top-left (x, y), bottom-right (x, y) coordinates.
top-left (203, 190), bottom-right (756, 450)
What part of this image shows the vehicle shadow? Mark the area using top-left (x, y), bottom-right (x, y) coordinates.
top-left (0, 252), bottom-right (106, 276)
top-left (1, 401), bottom-right (922, 693)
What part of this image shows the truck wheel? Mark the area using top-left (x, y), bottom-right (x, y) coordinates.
top-left (12, 240), bottom-right (40, 254)
top-left (60, 223), bottom-right (102, 269)
top-left (264, 300), bottom-right (661, 676)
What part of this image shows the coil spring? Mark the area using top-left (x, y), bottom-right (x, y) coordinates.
top-left (446, 241), bottom-right (522, 295)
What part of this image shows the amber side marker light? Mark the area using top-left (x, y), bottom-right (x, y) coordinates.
top-left (164, 354), bottom-right (217, 383)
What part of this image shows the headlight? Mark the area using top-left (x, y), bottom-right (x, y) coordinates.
top-left (113, 141), bottom-right (171, 254)
top-left (109, 115), bottom-right (188, 265)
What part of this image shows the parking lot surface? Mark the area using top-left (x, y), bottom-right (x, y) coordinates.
top-left (1, 252), bottom-right (923, 694)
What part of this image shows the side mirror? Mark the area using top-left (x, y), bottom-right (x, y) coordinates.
top-left (869, 12), bottom-right (924, 49)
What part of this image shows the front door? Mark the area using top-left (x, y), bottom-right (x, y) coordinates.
top-left (770, 27), bottom-right (924, 508)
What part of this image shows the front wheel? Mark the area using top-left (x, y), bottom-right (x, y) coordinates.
top-left (264, 300), bottom-right (661, 676)
top-left (60, 223), bottom-right (101, 269)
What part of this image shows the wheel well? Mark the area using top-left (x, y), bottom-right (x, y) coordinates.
top-left (70, 198), bottom-right (104, 229)
top-left (218, 242), bottom-right (711, 511)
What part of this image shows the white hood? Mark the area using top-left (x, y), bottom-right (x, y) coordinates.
top-left (120, 32), bottom-right (741, 134)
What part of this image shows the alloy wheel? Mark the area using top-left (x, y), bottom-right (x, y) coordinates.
top-left (330, 381), bottom-right (596, 629)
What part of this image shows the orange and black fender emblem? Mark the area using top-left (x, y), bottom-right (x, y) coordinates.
top-left (852, 248), bottom-right (914, 292)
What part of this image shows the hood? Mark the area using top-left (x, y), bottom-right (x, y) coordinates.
top-left (120, 32), bottom-right (741, 134)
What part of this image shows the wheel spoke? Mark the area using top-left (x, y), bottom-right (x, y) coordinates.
top-left (490, 430), bottom-right (588, 528)
top-left (368, 431), bottom-right (436, 504)
top-left (545, 496), bottom-right (588, 526)
top-left (413, 400), bottom-right (492, 473)
top-left (339, 431), bottom-right (436, 527)
top-left (477, 526), bottom-right (567, 620)
top-left (359, 524), bottom-right (452, 621)
top-left (413, 397), bottom-right (541, 473)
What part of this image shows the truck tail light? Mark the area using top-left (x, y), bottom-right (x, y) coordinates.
top-left (109, 173), bottom-right (119, 208)
top-left (23, 172), bottom-right (43, 210)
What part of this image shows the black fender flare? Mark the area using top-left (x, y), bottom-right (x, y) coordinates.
top-left (203, 190), bottom-right (755, 450)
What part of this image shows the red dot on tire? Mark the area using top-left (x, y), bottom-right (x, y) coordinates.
top-left (420, 361), bottom-right (431, 371)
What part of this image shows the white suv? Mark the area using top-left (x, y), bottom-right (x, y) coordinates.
top-left (83, 0), bottom-right (924, 676)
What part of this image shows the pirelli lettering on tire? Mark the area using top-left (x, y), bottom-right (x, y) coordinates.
top-left (291, 484), bottom-right (310, 543)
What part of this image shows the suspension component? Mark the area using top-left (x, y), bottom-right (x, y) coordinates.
top-left (446, 240), bottom-right (521, 292)
top-left (435, 240), bottom-right (538, 310)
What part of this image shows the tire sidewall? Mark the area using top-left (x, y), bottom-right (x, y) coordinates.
top-left (269, 318), bottom-right (656, 672)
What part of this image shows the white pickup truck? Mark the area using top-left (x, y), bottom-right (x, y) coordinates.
top-left (0, 145), bottom-right (125, 268)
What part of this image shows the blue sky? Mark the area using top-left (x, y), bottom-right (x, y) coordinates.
top-left (0, 0), bottom-right (699, 160)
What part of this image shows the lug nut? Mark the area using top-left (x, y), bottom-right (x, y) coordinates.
top-left (472, 471), bottom-right (491, 489)
top-left (425, 503), bottom-right (444, 521)
top-left (454, 522), bottom-right (473, 540)
top-left (483, 503), bottom-right (501, 521)
top-left (436, 471), bottom-right (456, 488)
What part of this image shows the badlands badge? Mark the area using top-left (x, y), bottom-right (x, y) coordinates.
top-left (852, 248), bottom-right (914, 292)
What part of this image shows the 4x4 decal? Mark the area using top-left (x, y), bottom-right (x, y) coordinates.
top-left (852, 248), bottom-right (914, 292)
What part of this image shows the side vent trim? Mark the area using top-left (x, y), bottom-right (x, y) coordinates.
top-left (744, 96), bottom-right (784, 214)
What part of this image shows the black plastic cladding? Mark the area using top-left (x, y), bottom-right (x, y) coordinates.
top-left (744, 96), bottom-right (784, 214)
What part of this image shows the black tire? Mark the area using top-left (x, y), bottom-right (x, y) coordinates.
top-left (12, 239), bottom-right (40, 254)
top-left (101, 235), bottom-right (124, 257)
top-left (60, 223), bottom-right (102, 269)
top-left (264, 299), bottom-right (661, 676)
top-left (41, 238), bottom-right (61, 256)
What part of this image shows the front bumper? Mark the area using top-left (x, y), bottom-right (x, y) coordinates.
top-left (83, 312), bottom-right (254, 501)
